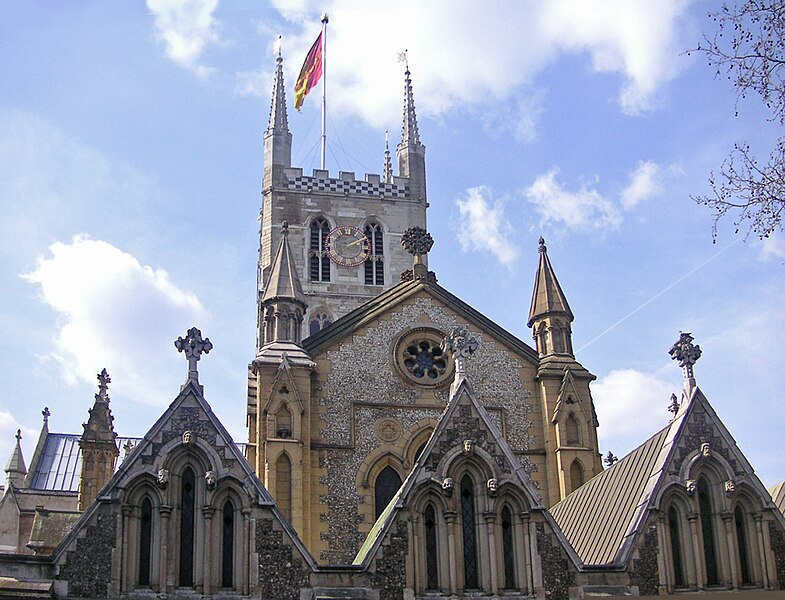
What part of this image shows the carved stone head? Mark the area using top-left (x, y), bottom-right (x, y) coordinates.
top-left (487, 478), bottom-right (499, 496)
top-left (442, 477), bottom-right (454, 497)
top-left (205, 470), bottom-right (217, 490)
top-left (463, 440), bottom-right (474, 454)
top-left (156, 468), bottom-right (169, 487)
top-left (701, 442), bottom-right (711, 458)
top-left (182, 430), bottom-right (196, 446)
top-left (685, 479), bottom-right (696, 495)
top-left (724, 480), bottom-right (735, 494)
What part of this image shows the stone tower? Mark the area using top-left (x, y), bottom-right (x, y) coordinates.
top-left (256, 48), bottom-right (428, 348)
top-left (77, 368), bottom-right (119, 511)
top-left (528, 238), bottom-right (602, 501)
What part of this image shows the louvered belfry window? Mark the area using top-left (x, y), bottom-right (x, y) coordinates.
top-left (461, 475), bottom-right (479, 589)
top-left (364, 223), bottom-right (384, 285)
top-left (310, 219), bottom-right (330, 282)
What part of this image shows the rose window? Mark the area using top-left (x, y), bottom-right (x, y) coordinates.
top-left (394, 327), bottom-right (455, 388)
top-left (403, 340), bottom-right (447, 380)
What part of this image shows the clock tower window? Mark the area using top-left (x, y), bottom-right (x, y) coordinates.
top-left (310, 219), bottom-right (331, 282)
top-left (364, 223), bottom-right (384, 285)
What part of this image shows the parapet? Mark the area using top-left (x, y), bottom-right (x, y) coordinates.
top-left (282, 168), bottom-right (411, 200)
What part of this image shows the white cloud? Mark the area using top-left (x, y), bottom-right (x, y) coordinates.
top-left (592, 368), bottom-right (676, 456)
top-left (455, 186), bottom-right (519, 267)
top-left (147, 0), bottom-right (220, 77)
top-left (621, 160), bottom-right (661, 209)
top-left (525, 168), bottom-right (622, 231)
top-left (22, 236), bottom-right (208, 406)
top-left (260, 0), bottom-right (691, 127)
top-left (760, 235), bottom-right (785, 261)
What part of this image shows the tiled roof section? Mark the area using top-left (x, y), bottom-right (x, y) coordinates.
top-left (770, 481), bottom-right (785, 516)
top-left (550, 425), bottom-right (670, 566)
top-left (29, 434), bottom-right (142, 492)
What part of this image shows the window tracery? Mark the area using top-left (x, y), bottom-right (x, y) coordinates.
top-left (460, 475), bottom-right (479, 589)
top-left (179, 467), bottom-right (196, 587)
top-left (309, 218), bottom-right (331, 282)
top-left (364, 222), bottom-right (384, 285)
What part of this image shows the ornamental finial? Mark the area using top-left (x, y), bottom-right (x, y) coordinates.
top-left (669, 331), bottom-right (701, 390)
top-left (42, 407), bottom-right (50, 426)
top-left (175, 327), bottom-right (213, 383)
top-left (442, 325), bottom-right (479, 380)
top-left (401, 226), bottom-right (434, 280)
top-left (96, 368), bottom-right (111, 402)
top-left (668, 393), bottom-right (680, 416)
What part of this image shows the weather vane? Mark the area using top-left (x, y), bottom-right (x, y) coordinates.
top-left (397, 49), bottom-right (408, 69)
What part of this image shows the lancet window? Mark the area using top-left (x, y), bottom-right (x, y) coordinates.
top-left (222, 499), bottom-right (235, 588)
top-left (364, 222), bottom-right (384, 285)
top-left (310, 219), bottom-right (330, 282)
top-left (179, 467), bottom-right (196, 587)
top-left (424, 503), bottom-right (439, 590)
top-left (276, 453), bottom-right (292, 519)
top-left (501, 505), bottom-right (516, 589)
top-left (461, 475), bottom-right (479, 589)
top-left (374, 466), bottom-right (402, 520)
top-left (139, 497), bottom-right (153, 586)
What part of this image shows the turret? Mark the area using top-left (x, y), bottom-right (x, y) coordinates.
top-left (263, 40), bottom-right (292, 188)
top-left (528, 237), bottom-right (574, 357)
top-left (259, 222), bottom-right (307, 348)
top-left (396, 62), bottom-right (427, 204)
top-left (4, 429), bottom-right (26, 492)
top-left (77, 368), bottom-right (119, 511)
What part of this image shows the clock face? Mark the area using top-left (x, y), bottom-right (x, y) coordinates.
top-left (325, 226), bottom-right (371, 267)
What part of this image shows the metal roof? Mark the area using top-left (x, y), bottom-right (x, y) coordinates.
top-left (550, 425), bottom-right (670, 566)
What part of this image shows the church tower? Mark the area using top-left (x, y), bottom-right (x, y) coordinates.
top-left (528, 238), bottom-right (602, 502)
top-left (77, 369), bottom-right (119, 511)
top-left (256, 48), bottom-right (428, 347)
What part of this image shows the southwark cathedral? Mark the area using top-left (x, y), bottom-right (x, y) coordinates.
top-left (1, 50), bottom-right (785, 600)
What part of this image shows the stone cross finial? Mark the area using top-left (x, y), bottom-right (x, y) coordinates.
top-left (604, 451), bottom-right (618, 467)
top-left (442, 325), bottom-right (479, 378)
top-left (669, 331), bottom-right (701, 389)
top-left (281, 221), bottom-right (289, 236)
top-left (175, 327), bottom-right (213, 383)
top-left (401, 226), bottom-right (434, 279)
top-left (42, 407), bottom-right (50, 426)
top-left (96, 368), bottom-right (111, 401)
top-left (539, 236), bottom-right (546, 252)
top-left (15, 429), bottom-right (21, 444)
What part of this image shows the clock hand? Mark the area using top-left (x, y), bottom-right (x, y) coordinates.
top-left (346, 238), bottom-right (367, 247)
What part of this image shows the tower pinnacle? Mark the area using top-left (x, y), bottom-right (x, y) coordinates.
top-left (264, 38), bottom-right (293, 181)
top-left (268, 37), bottom-right (289, 133)
top-left (528, 238), bottom-right (575, 357)
top-left (396, 56), bottom-right (427, 203)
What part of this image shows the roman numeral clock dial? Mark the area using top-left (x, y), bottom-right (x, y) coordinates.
top-left (325, 226), bottom-right (371, 268)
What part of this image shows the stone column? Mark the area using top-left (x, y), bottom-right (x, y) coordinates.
top-left (483, 512), bottom-right (499, 598)
top-left (120, 504), bottom-right (133, 593)
top-left (243, 509), bottom-right (252, 595)
top-left (410, 514), bottom-right (421, 592)
top-left (655, 512), bottom-right (672, 594)
top-left (202, 506), bottom-right (215, 595)
top-left (687, 511), bottom-right (703, 589)
top-left (520, 512), bottom-right (533, 594)
top-left (721, 511), bottom-right (739, 589)
top-left (159, 505), bottom-right (172, 593)
top-left (444, 510), bottom-right (458, 597)
top-left (754, 514), bottom-right (771, 588)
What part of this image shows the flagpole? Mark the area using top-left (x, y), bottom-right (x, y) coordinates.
top-left (320, 13), bottom-right (328, 170)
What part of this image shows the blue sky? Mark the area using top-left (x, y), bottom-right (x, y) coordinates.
top-left (1, 1), bottom-right (783, 487)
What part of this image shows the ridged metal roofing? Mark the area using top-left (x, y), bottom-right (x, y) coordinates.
top-left (550, 425), bottom-right (670, 566)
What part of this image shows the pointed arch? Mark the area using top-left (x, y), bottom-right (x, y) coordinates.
top-left (570, 459), bottom-right (584, 492)
top-left (309, 217), bottom-right (331, 282)
top-left (364, 221), bottom-right (384, 285)
top-left (374, 465), bottom-right (402, 520)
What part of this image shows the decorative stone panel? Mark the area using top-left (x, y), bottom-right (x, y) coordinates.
top-left (629, 526), bottom-right (660, 596)
top-left (370, 520), bottom-right (409, 600)
top-left (769, 522), bottom-right (785, 590)
top-left (536, 523), bottom-right (574, 600)
top-left (669, 405), bottom-right (740, 476)
top-left (256, 518), bottom-right (310, 600)
top-left (57, 510), bottom-right (116, 598)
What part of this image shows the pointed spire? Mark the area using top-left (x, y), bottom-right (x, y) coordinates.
top-left (528, 237), bottom-right (574, 327)
top-left (5, 429), bottom-right (27, 490)
top-left (262, 222), bottom-right (306, 306)
top-left (81, 369), bottom-right (117, 443)
top-left (398, 56), bottom-right (421, 147)
top-left (267, 36), bottom-right (289, 133)
top-left (383, 129), bottom-right (393, 183)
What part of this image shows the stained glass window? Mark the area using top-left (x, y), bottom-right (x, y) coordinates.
top-left (425, 504), bottom-right (439, 590)
top-left (139, 497), bottom-right (152, 586)
top-left (222, 499), bottom-right (234, 588)
top-left (179, 467), bottom-right (195, 587)
top-left (501, 506), bottom-right (516, 589)
top-left (374, 466), bottom-right (402, 520)
top-left (461, 475), bottom-right (478, 589)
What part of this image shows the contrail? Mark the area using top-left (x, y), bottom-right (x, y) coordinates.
top-left (575, 237), bottom-right (742, 353)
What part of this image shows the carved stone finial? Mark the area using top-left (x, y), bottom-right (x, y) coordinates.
top-left (42, 407), bottom-right (50, 425)
top-left (442, 325), bottom-right (479, 379)
top-left (175, 327), bottom-right (213, 383)
top-left (96, 368), bottom-right (111, 402)
top-left (539, 236), bottom-right (546, 252)
top-left (123, 439), bottom-right (135, 455)
top-left (281, 221), bottom-right (289, 236)
top-left (401, 226), bottom-right (434, 257)
top-left (15, 429), bottom-right (21, 443)
top-left (669, 331), bottom-right (701, 388)
top-left (604, 451), bottom-right (618, 467)
top-left (668, 393), bottom-right (680, 416)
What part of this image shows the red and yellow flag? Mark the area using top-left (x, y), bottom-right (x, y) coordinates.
top-left (294, 33), bottom-right (323, 110)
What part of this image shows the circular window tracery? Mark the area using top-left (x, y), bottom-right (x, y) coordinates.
top-left (394, 327), bottom-right (455, 388)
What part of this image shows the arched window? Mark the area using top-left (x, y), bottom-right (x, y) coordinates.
top-left (179, 467), bottom-right (196, 587)
top-left (735, 505), bottom-right (752, 585)
top-left (425, 504), bottom-right (439, 590)
top-left (570, 460), bottom-right (584, 491)
top-left (461, 475), bottom-right (479, 589)
top-left (698, 477), bottom-right (719, 585)
top-left (308, 311), bottom-right (332, 336)
top-left (310, 219), bottom-right (330, 282)
top-left (275, 404), bottom-right (292, 439)
top-left (501, 505), bottom-right (516, 589)
top-left (668, 505), bottom-right (686, 588)
top-left (222, 499), bottom-right (234, 588)
top-left (566, 414), bottom-right (580, 446)
top-left (374, 466), bottom-right (402, 520)
top-left (276, 454), bottom-right (292, 519)
top-left (139, 496), bottom-right (153, 586)
top-left (364, 223), bottom-right (384, 285)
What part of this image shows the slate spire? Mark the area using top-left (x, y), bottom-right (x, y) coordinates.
top-left (4, 429), bottom-right (27, 491)
top-left (383, 129), bottom-right (393, 183)
top-left (399, 64), bottom-right (421, 147)
top-left (260, 222), bottom-right (307, 346)
top-left (528, 237), bottom-right (575, 357)
top-left (264, 38), bottom-right (293, 181)
top-left (396, 58), bottom-right (427, 203)
top-left (267, 37), bottom-right (289, 133)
